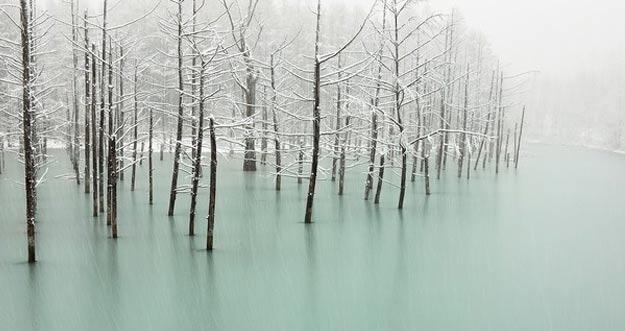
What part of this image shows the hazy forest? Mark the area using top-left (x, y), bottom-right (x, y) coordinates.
top-left (1, 0), bottom-right (623, 330)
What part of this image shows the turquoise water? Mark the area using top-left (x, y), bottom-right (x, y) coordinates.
top-left (1, 144), bottom-right (625, 330)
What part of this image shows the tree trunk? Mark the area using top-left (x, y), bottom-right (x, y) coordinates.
top-left (20, 0), bottom-right (36, 263)
top-left (495, 72), bottom-right (504, 174)
top-left (91, 44), bottom-right (98, 216)
top-left (374, 154), bottom-right (385, 204)
top-left (206, 117), bottom-right (217, 250)
top-left (270, 56), bottom-right (281, 191)
top-left (131, 65), bottom-right (138, 191)
top-left (364, 110), bottom-right (378, 200)
top-left (458, 67), bottom-right (470, 178)
top-left (515, 107), bottom-right (525, 169)
top-left (106, 42), bottom-right (113, 226)
top-left (304, 0), bottom-right (322, 224)
top-left (83, 11), bottom-right (91, 194)
top-left (118, 46), bottom-right (125, 181)
top-left (189, 61), bottom-right (205, 236)
top-left (70, 0), bottom-right (80, 185)
top-left (167, 0), bottom-right (184, 216)
top-left (338, 116), bottom-right (349, 196)
top-left (332, 56), bottom-right (342, 182)
top-left (98, 0), bottom-right (108, 214)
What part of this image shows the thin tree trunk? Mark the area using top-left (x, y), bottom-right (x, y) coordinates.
top-left (458, 67), bottom-right (470, 178)
top-left (111, 136), bottom-right (118, 238)
top-left (106, 42), bottom-right (113, 227)
top-left (298, 138), bottom-right (304, 185)
top-left (83, 11), bottom-right (91, 194)
top-left (189, 60), bottom-right (205, 236)
top-left (98, 0), bottom-right (108, 214)
top-left (91, 44), bottom-right (98, 216)
top-left (149, 106), bottom-right (154, 205)
top-left (167, 0), bottom-right (184, 216)
top-left (131, 65), bottom-right (138, 191)
top-left (118, 46), bottom-right (125, 181)
top-left (303, 0), bottom-right (322, 224)
top-left (364, 110), bottom-right (378, 200)
top-left (515, 107), bottom-right (525, 169)
top-left (374, 154), bottom-right (385, 204)
top-left (495, 72), bottom-right (504, 174)
top-left (364, 8), bottom-right (385, 200)
top-left (332, 56), bottom-right (342, 182)
top-left (270, 55), bottom-right (281, 191)
top-left (206, 117), bottom-right (217, 250)
top-left (70, 0), bottom-right (80, 185)
top-left (504, 129), bottom-right (510, 168)
top-left (338, 116), bottom-right (349, 196)
top-left (261, 85), bottom-right (268, 165)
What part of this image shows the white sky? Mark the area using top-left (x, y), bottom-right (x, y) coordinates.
top-left (429, 0), bottom-right (625, 77)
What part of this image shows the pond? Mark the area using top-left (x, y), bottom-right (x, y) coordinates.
top-left (1, 144), bottom-right (625, 330)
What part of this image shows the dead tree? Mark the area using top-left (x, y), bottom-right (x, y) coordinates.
top-left (515, 106), bottom-right (525, 169)
top-left (221, 0), bottom-right (261, 172)
top-left (206, 117), bottom-right (217, 250)
top-left (91, 43), bottom-right (98, 216)
top-left (167, 0), bottom-right (185, 216)
top-left (149, 105), bottom-right (154, 205)
top-left (457, 66), bottom-right (470, 178)
top-left (131, 64), bottom-right (138, 191)
top-left (83, 10), bottom-right (91, 194)
top-left (303, 0), bottom-right (372, 223)
top-left (20, 0), bottom-right (37, 263)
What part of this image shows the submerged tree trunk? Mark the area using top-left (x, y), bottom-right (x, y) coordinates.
top-left (118, 46), bottom-right (125, 182)
top-left (189, 108), bottom-right (204, 236)
top-left (206, 117), bottom-right (217, 250)
top-left (458, 67), bottom-right (470, 178)
top-left (91, 44), bottom-right (98, 216)
top-left (260, 86), bottom-right (267, 165)
top-left (167, 0), bottom-right (184, 216)
top-left (70, 0), bottom-right (80, 185)
top-left (338, 116), bottom-right (349, 196)
top-left (515, 107), bottom-right (525, 169)
top-left (110, 136), bottom-right (118, 239)
top-left (98, 0), bottom-right (108, 214)
top-left (374, 154), bottom-right (385, 204)
top-left (332, 56), bottom-right (342, 182)
top-left (106, 43), bottom-right (113, 227)
top-left (189, 62), bottom-right (205, 237)
top-left (364, 110), bottom-right (378, 200)
top-left (131, 65), bottom-right (138, 191)
top-left (304, 0), bottom-right (322, 224)
top-left (149, 107), bottom-right (154, 205)
top-left (495, 73), bottom-right (504, 174)
top-left (20, 0), bottom-right (36, 263)
top-left (83, 12), bottom-right (91, 194)
top-left (270, 55), bottom-right (282, 191)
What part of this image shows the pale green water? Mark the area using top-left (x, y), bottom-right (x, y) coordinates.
top-left (1, 144), bottom-right (625, 330)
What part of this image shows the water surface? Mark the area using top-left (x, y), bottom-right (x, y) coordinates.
top-left (1, 144), bottom-right (625, 330)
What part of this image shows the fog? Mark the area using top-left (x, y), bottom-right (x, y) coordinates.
top-left (30, 0), bottom-right (625, 150)
top-left (435, 0), bottom-right (625, 149)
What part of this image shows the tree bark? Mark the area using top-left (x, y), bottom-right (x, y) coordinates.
top-left (20, 0), bottom-right (36, 263)
top-left (304, 0), bottom-right (322, 224)
top-left (515, 107), bottom-right (525, 169)
top-left (189, 60), bottom-right (205, 236)
top-left (167, 0), bottom-right (184, 216)
top-left (83, 11), bottom-right (91, 194)
top-left (206, 117), bottom-right (217, 250)
top-left (131, 65), bottom-right (138, 191)
top-left (91, 44), bottom-right (98, 216)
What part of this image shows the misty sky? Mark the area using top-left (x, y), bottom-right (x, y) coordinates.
top-left (430, 0), bottom-right (625, 77)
